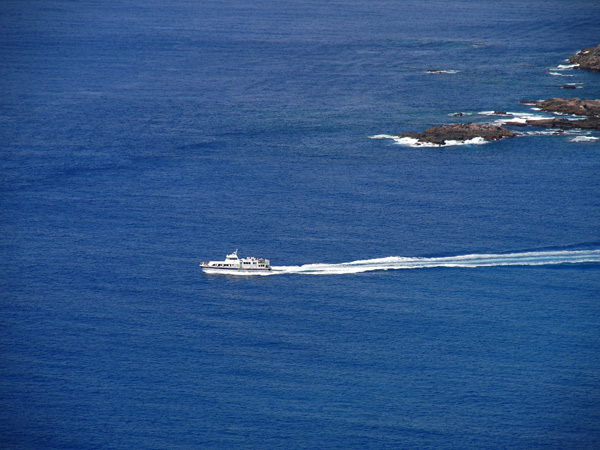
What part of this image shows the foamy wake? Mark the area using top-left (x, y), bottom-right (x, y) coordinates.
top-left (370, 134), bottom-right (488, 148)
top-left (267, 249), bottom-right (600, 276)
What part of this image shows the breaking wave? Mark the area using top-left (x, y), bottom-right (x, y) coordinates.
top-left (571, 135), bottom-right (599, 143)
top-left (478, 110), bottom-right (554, 125)
top-left (270, 249), bottom-right (600, 275)
top-left (556, 63), bottom-right (579, 70)
top-left (426, 69), bottom-right (460, 74)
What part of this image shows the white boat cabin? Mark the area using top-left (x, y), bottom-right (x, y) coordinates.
top-left (201, 250), bottom-right (271, 271)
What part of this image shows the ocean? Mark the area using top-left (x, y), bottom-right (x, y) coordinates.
top-left (1, 1), bottom-right (600, 449)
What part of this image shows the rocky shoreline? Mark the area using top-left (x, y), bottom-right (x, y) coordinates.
top-left (569, 45), bottom-right (600, 72)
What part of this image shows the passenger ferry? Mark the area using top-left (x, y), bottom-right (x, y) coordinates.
top-left (200, 250), bottom-right (272, 274)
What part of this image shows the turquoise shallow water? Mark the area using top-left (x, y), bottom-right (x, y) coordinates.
top-left (1, 1), bottom-right (600, 449)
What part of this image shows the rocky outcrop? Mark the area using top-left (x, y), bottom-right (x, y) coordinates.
top-left (532, 98), bottom-right (600, 116)
top-left (505, 98), bottom-right (600, 130)
top-left (395, 123), bottom-right (517, 145)
top-left (505, 117), bottom-right (600, 129)
top-left (569, 45), bottom-right (600, 72)
top-left (390, 97), bottom-right (600, 146)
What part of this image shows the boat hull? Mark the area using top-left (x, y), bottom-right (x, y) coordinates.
top-left (201, 266), bottom-right (273, 276)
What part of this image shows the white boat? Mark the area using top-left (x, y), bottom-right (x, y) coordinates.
top-left (200, 250), bottom-right (272, 274)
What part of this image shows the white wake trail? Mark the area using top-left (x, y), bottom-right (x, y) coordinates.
top-left (270, 250), bottom-right (600, 275)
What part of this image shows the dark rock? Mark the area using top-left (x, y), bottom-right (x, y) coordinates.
top-left (505, 117), bottom-right (600, 130)
top-left (504, 98), bottom-right (600, 130)
top-left (561, 84), bottom-right (577, 89)
top-left (451, 112), bottom-right (464, 117)
top-left (395, 123), bottom-right (517, 145)
top-left (569, 45), bottom-right (600, 72)
top-left (533, 98), bottom-right (600, 116)
top-left (493, 111), bottom-right (510, 115)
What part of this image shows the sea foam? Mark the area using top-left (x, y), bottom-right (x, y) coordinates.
top-left (479, 111), bottom-right (553, 125)
top-left (556, 63), bottom-right (579, 70)
top-left (570, 135), bottom-right (599, 143)
top-left (426, 69), bottom-right (460, 74)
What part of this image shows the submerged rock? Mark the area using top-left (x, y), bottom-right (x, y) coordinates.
top-left (569, 45), bottom-right (600, 72)
top-left (395, 123), bottom-right (517, 145)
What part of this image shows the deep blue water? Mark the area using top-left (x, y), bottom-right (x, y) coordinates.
top-left (2, 1), bottom-right (600, 449)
